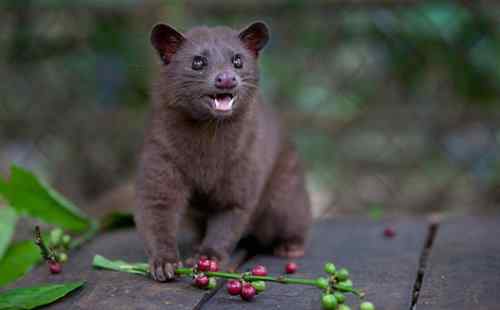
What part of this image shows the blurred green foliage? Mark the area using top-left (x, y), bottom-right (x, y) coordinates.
top-left (1, 1), bottom-right (500, 214)
top-left (374, 2), bottom-right (500, 102)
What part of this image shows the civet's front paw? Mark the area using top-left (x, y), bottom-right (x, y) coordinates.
top-left (149, 256), bottom-right (183, 282)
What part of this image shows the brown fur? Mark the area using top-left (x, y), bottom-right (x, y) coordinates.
top-left (134, 22), bottom-right (312, 282)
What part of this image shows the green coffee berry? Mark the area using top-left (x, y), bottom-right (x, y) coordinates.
top-left (334, 292), bottom-right (346, 304)
top-left (50, 228), bottom-right (63, 246)
top-left (360, 301), bottom-right (375, 310)
top-left (321, 294), bottom-right (337, 310)
top-left (251, 281), bottom-right (266, 293)
top-left (207, 277), bottom-right (217, 289)
top-left (338, 279), bottom-right (353, 289)
top-left (336, 268), bottom-right (350, 281)
top-left (324, 262), bottom-right (336, 274)
top-left (57, 252), bottom-right (68, 263)
top-left (316, 277), bottom-right (329, 289)
top-left (338, 305), bottom-right (351, 310)
top-left (61, 235), bottom-right (71, 247)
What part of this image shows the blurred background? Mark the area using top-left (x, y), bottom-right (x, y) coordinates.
top-left (1, 0), bottom-right (500, 218)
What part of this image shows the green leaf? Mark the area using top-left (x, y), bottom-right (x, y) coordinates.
top-left (0, 281), bottom-right (84, 310)
top-left (0, 208), bottom-right (17, 259)
top-left (92, 255), bottom-right (149, 276)
top-left (0, 240), bottom-right (42, 287)
top-left (0, 165), bottom-right (92, 232)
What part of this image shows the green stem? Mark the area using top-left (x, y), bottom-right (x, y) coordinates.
top-left (174, 268), bottom-right (194, 277)
top-left (206, 271), bottom-right (242, 279)
top-left (175, 268), bottom-right (364, 296)
top-left (242, 275), bottom-right (319, 286)
top-left (34, 226), bottom-right (56, 262)
top-left (175, 268), bottom-right (319, 287)
top-left (333, 284), bottom-right (364, 298)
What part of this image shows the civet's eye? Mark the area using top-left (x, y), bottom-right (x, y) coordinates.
top-left (192, 56), bottom-right (206, 70)
top-left (232, 54), bottom-right (243, 69)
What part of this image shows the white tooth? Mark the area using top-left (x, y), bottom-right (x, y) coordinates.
top-left (212, 97), bottom-right (235, 111)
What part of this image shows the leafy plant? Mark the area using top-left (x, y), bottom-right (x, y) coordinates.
top-left (0, 240), bottom-right (43, 287)
top-left (0, 165), bottom-right (96, 287)
top-left (0, 166), bottom-right (92, 232)
top-left (0, 208), bottom-right (17, 259)
top-left (0, 282), bottom-right (84, 310)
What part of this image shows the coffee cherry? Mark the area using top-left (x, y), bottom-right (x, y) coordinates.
top-left (324, 262), bottom-right (336, 274)
top-left (251, 265), bottom-right (268, 276)
top-left (316, 277), bottom-right (329, 289)
top-left (334, 292), bottom-right (346, 304)
top-left (50, 228), bottom-right (63, 246)
top-left (321, 294), bottom-right (337, 310)
top-left (57, 252), bottom-right (68, 263)
top-left (338, 279), bottom-right (353, 289)
top-left (209, 260), bottom-right (219, 272)
top-left (384, 227), bottom-right (396, 238)
top-left (338, 305), bottom-right (351, 310)
top-left (49, 261), bottom-right (62, 274)
top-left (61, 235), bottom-right (71, 248)
top-left (336, 268), bottom-right (350, 281)
top-left (194, 275), bottom-right (209, 288)
top-left (251, 281), bottom-right (266, 293)
top-left (227, 280), bottom-right (242, 295)
top-left (207, 277), bottom-right (217, 289)
top-left (285, 262), bottom-right (298, 274)
top-left (240, 283), bottom-right (256, 301)
top-left (197, 259), bottom-right (211, 272)
top-left (360, 302), bottom-right (375, 310)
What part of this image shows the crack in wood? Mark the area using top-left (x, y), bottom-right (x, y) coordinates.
top-left (193, 283), bottom-right (224, 310)
top-left (410, 221), bottom-right (439, 310)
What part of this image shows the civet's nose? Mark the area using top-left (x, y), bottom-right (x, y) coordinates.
top-left (214, 71), bottom-right (238, 89)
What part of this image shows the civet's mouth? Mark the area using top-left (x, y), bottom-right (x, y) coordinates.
top-left (207, 93), bottom-right (235, 112)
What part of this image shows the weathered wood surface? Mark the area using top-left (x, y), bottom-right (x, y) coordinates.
top-left (6, 230), bottom-right (210, 310)
top-left (417, 216), bottom-right (500, 310)
top-left (8, 216), bottom-right (500, 310)
top-left (204, 218), bottom-right (428, 310)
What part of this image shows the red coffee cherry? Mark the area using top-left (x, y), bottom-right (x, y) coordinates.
top-left (226, 279), bottom-right (242, 295)
top-left (383, 227), bottom-right (396, 238)
top-left (194, 275), bottom-right (209, 288)
top-left (240, 283), bottom-right (256, 301)
top-left (49, 261), bottom-right (62, 274)
top-left (285, 262), bottom-right (298, 274)
top-left (251, 265), bottom-right (268, 276)
top-left (197, 258), bottom-right (211, 272)
top-left (209, 260), bottom-right (219, 272)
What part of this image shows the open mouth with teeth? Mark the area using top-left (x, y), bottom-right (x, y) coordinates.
top-left (207, 94), bottom-right (235, 112)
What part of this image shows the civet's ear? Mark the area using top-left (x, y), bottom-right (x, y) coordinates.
top-left (238, 21), bottom-right (270, 57)
top-left (151, 23), bottom-right (185, 64)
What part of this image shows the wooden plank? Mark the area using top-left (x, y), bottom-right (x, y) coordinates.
top-left (417, 216), bottom-right (500, 310)
top-left (4, 230), bottom-right (209, 310)
top-left (203, 218), bottom-right (428, 310)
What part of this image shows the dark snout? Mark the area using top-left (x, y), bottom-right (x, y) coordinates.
top-left (214, 71), bottom-right (238, 90)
